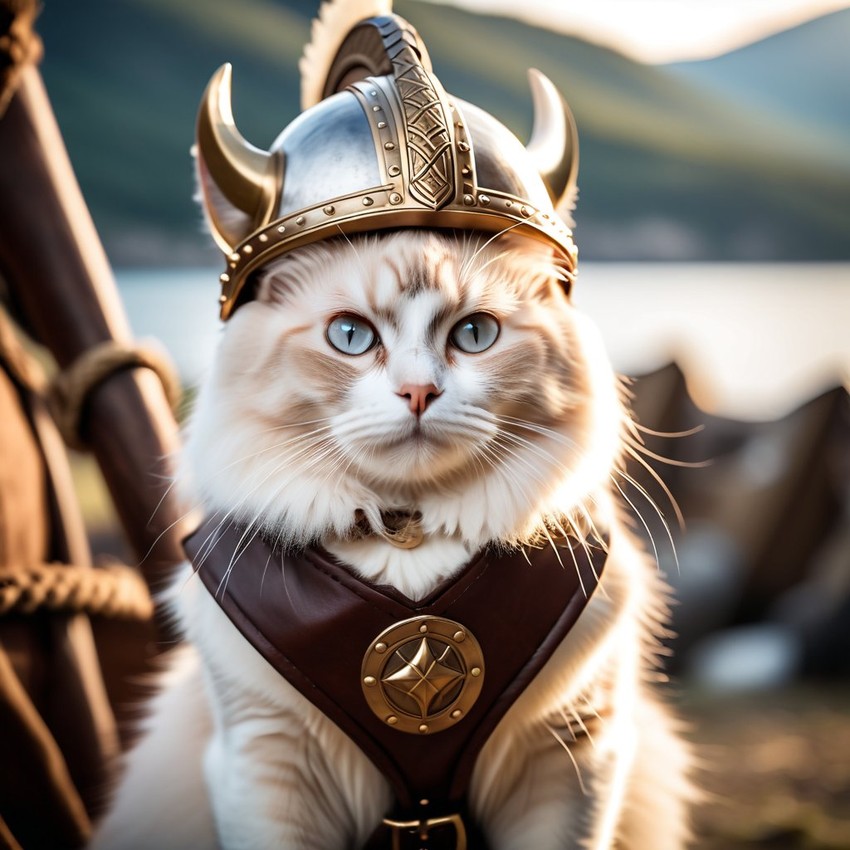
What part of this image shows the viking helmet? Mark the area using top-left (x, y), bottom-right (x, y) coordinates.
top-left (197, 6), bottom-right (579, 319)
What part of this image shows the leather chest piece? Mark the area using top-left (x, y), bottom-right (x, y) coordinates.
top-left (184, 519), bottom-right (608, 847)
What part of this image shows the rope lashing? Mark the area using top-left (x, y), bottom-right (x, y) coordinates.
top-left (48, 340), bottom-right (182, 449)
top-left (0, 561), bottom-right (154, 620)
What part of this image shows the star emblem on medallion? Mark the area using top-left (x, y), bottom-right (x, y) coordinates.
top-left (361, 616), bottom-right (485, 734)
top-left (382, 638), bottom-right (464, 717)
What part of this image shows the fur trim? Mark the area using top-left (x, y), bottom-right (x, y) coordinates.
top-left (300, 0), bottom-right (393, 110)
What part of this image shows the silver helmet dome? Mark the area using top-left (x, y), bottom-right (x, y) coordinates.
top-left (196, 13), bottom-right (579, 319)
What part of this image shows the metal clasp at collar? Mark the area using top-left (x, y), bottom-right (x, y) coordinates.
top-left (383, 813), bottom-right (467, 850)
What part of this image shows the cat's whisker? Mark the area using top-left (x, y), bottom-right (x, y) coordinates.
top-left (630, 420), bottom-right (705, 440)
top-left (219, 473), bottom-right (302, 594)
top-left (613, 466), bottom-right (680, 573)
top-left (460, 248), bottom-right (514, 287)
top-left (288, 442), bottom-right (349, 486)
top-left (492, 414), bottom-right (578, 446)
top-left (469, 439), bottom-right (506, 481)
top-left (622, 443), bottom-right (686, 532)
top-left (575, 505), bottom-right (610, 554)
top-left (209, 428), bottom-right (337, 476)
top-left (189, 508), bottom-right (236, 574)
top-left (489, 435), bottom-right (556, 493)
top-left (146, 472), bottom-right (183, 534)
top-left (246, 415), bottom-right (336, 437)
top-left (458, 220), bottom-right (527, 285)
top-left (487, 415), bottom-right (567, 448)
top-left (138, 501), bottom-right (209, 570)
top-left (310, 442), bottom-right (359, 493)
top-left (545, 722), bottom-right (589, 796)
top-left (623, 432), bottom-right (711, 469)
top-left (493, 427), bottom-right (577, 463)
top-left (485, 437), bottom-right (599, 562)
top-left (194, 444), bottom-right (323, 569)
top-left (335, 225), bottom-right (370, 283)
top-left (493, 430), bottom-right (583, 486)
top-left (557, 708), bottom-right (578, 742)
top-left (474, 439), bottom-right (544, 508)
top-left (195, 506), bottom-right (268, 575)
top-left (610, 476), bottom-right (662, 571)
top-left (331, 442), bottom-right (370, 491)
top-left (568, 706), bottom-right (597, 749)
top-left (466, 439), bottom-right (493, 483)
top-left (560, 532), bottom-right (589, 599)
top-left (536, 521), bottom-right (599, 601)
top-left (217, 526), bottom-right (257, 597)
top-left (572, 522), bottom-right (605, 588)
top-left (191, 423), bottom-right (339, 503)
top-left (579, 693), bottom-right (604, 723)
top-left (485, 437), bottom-right (586, 523)
top-left (539, 523), bottom-right (566, 570)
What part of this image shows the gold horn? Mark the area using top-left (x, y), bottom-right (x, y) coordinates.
top-left (196, 64), bottom-right (282, 251)
top-left (525, 69), bottom-right (579, 212)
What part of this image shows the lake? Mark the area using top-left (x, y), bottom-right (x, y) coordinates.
top-left (116, 263), bottom-right (850, 421)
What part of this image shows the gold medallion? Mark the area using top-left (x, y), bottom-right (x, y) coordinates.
top-left (361, 616), bottom-right (485, 735)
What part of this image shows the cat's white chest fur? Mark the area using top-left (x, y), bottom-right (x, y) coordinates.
top-left (91, 232), bottom-right (693, 850)
top-left (323, 535), bottom-right (474, 600)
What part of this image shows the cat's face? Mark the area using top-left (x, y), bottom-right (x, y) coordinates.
top-left (186, 231), bottom-right (622, 545)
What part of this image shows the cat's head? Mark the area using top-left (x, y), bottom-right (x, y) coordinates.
top-left (184, 230), bottom-right (624, 548)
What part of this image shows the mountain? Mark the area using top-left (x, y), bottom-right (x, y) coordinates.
top-left (33, 0), bottom-right (850, 264)
top-left (668, 9), bottom-right (850, 142)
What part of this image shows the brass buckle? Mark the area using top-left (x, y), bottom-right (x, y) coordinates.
top-left (383, 813), bottom-right (467, 850)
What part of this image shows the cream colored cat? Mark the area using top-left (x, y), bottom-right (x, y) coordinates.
top-left (92, 0), bottom-right (694, 846)
top-left (92, 230), bottom-right (692, 849)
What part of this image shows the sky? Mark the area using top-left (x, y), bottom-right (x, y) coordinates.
top-left (418, 0), bottom-right (850, 62)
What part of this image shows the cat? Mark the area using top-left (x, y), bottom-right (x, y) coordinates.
top-left (91, 228), bottom-right (694, 849)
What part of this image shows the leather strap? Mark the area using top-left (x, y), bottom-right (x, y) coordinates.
top-left (185, 519), bottom-right (606, 816)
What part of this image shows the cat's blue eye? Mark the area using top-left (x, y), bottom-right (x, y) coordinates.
top-left (450, 313), bottom-right (500, 354)
top-left (326, 314), bottom-right (377, 355)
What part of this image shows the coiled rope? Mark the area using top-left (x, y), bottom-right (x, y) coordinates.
top-left (0, 561), bottom-right (153, 620)
top-left (48, 339), bottom-right (182, 449)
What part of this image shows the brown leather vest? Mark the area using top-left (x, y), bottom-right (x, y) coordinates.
top-left (184, 519), bottom-right (607, 849)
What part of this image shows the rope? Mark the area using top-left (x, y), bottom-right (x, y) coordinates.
top-left (0, 0), bottom-right (42, 116)
top-left (0, 561), bottom-right (154, 620)
top-left (48, 339), bottom-right (182, 450)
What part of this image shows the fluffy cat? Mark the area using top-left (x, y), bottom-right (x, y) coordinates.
top-left (92, 229), bottom-right (693, 849)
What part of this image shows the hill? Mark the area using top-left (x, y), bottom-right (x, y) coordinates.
top-left (33, 0), bottom-right (850, 264)
top-left (669, 9), bottom-right (850, 142)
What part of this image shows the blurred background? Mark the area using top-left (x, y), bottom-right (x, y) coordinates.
top-left (25, 0), bottom-right (850, 847)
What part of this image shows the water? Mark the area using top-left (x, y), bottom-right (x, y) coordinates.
top-left (116, 263), bottom-right (850, 421)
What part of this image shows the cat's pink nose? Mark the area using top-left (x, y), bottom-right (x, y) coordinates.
top-left (397, 383), bottom-right (442, 416)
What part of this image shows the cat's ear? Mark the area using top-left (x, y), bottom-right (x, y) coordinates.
top-left (254, 263), bottom-right (294, 306)
top-left (526, 70), bottom-right (579, 224)
top-left (254, 246), bottom-right (331, 306)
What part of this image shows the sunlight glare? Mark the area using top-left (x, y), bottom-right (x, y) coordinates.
top-left (419, 0), bottom-right (850, 62)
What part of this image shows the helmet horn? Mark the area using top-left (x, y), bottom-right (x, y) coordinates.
top-left (196, 64), bottom-right (282, 251)
top-left (526, 69), bottom-right (579, 213)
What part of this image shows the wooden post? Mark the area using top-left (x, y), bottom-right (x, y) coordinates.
top-left (0, 63), bottom-right (188, 593)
